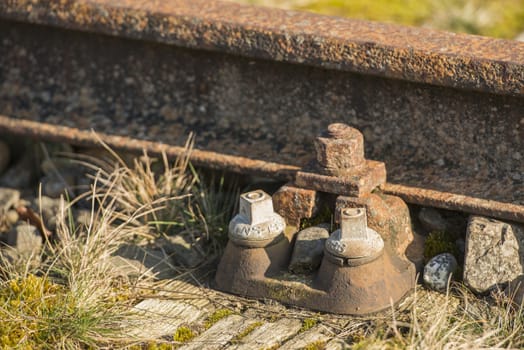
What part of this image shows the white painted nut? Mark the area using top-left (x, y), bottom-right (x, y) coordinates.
top-left (228, 190), bottom-right (286, 247)
top-left (340, 208), bottom-right (368, 240)
top-left (325, 207), bottom-right (384, 261)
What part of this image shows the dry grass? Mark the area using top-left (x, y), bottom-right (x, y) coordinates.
top-left (0, 137), bottom-right (237, 348)
top-left (335, 284), bottom-right (524, 349)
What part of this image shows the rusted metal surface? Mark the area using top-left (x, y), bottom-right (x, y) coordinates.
top-left (1, 0), bottom-right (522, 95)
top-left (273, 184), bottom-right (319, 227)
top-left (382, 183), bottom-right (524, 223)
top-left (0, 1), bottom-right (522, 222)
top-left (0, 115), bottom-right (523, 223)
top-left (296, 123), bottom-right (386, 197)
top-left (0, 115), bottom-right (298, 180)
top-left (296, 160), bottom-right (386, 197)
top-left (1, 18), bottom-right (522, 206)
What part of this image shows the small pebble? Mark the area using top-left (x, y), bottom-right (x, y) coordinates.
top-left (6, 209), bottom-right (19, 224)
top-left (423, 253), bottom-right (458, 291)
top-left (289, 224), bottom-right (330, 274)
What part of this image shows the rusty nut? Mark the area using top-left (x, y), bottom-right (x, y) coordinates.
top-left (314, 123), bottom-right (365, 174)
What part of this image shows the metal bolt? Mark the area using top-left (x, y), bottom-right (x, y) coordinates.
top-left (340, 208), bottom-right (368, 240)
top-left (229, 190), bottom-right (286, 247)
top-left (314, 123), bottom-right (365, 174)
top-left (325, 206), bottom-right (384, 262)
top-left (239, 190), bottom-right (275, 225)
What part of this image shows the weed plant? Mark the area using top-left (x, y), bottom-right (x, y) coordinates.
top-left (0, 138), bottom-right (237, 348)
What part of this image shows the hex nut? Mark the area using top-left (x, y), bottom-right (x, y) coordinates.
top-left (228, 190), bottom-right (286, 247)
top-left (314, 123), bottom-right (365, 173)
top-left (325, 207), bottom-right (384, 261)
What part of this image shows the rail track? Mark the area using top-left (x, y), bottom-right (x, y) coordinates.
top-left (0, 0), bottom-right (523, 222)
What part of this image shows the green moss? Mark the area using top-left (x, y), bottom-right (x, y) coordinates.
top-left (302, 340), bottom-right (326, 349)
top-left (300, 318), bottom-right (319, 333)
top-left (300, 205), bottom-right (332, 230)
top-left (204, 309), bottom-right (234, 329)
top-left (0, 274), bottom-right (101, 349)
top-left (173, 326), bottom-right (196, 343)
top-left (424, 231), bottom-right (459, 263)
top-left (231, 321), bottom-right (263, 343)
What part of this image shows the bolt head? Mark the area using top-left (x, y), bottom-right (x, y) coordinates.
top-left (340, 208), bottom-right (368, 240)
top-left (239, 190), bottom-right (274, 225)
top-left (229, 190), bottom-right (286, 247)
top-left (315, 124), bottom-right (365, 172)
top-left (325, 206), bottom-right (384, 260)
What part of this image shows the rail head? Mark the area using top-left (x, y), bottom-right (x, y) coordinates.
top-left (1, 0), bottom-right (523, 96)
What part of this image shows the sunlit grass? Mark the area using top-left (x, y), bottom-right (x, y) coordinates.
top-left (0, 137), bottom-right (238, 348)
top-left (237, 0), bottom-right (524, 38)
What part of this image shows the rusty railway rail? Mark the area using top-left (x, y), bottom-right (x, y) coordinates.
top-left (0, 0), bottom-right (523, 222)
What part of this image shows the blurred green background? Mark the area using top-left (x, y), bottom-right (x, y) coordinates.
top-left (235, 0), bottom-right (524, 39)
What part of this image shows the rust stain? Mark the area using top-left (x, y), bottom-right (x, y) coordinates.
top-left (382, 183), bottom-right (524, 223)
top-left (0, 0), bottom-right (522, 95)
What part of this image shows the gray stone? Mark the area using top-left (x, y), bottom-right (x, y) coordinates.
top-left (0, 187), bottom-right (20, 212)
top-left (423, 253), bottom-right (458, 291)
top-left (505, 275), bottom-right (524, 306)
top-left (74, 209), bottom-right (92, 228)
top-left (464, 216), bottom-right (524, 294)
top-left (6, 222), bottom-right (42, 256)
top-left (289, 225), bottom-right (329, 273)
top-left (0, 140), bottom-right (10, 175)
top-left (156, 234), bottom-right (205, 268)
top-left (418, 207), bottom-right (448, 233)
